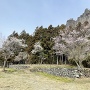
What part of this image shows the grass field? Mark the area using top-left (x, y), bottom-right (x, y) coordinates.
top-left (0, 65), bottom-right (90, 90)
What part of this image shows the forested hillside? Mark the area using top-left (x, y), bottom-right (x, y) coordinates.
top-left (0, 9), bottom-right (90, 68)
top-left (8, 24), bottom-right (66, 64)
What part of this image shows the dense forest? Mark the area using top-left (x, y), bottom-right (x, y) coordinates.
top-left (7, 24), bottom-right (66, 64)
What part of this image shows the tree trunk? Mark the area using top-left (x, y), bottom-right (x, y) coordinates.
top-left (3, 59), bottom-right (7, 71)
top-left (79, 60), bottom-right (83, 70)
top-left (65, 56), bottom-right (67, 65)
top-left (57, 56), bottom-right (59, 65)
top-left (41, 59), bottom-right (42, 64)
top-left (75, 60), bottom-right (81, 70)
top-left (60, 55), bottom-right (62, 64)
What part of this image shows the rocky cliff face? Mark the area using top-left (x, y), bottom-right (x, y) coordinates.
top-left (66, 18), bottom-right (76, 27)
top-left (66, 8), bottom-right (90, 28)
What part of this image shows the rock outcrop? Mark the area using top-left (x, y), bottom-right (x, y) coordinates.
top-left (66, 18), bottom-right (76, 28)
top-left (66, 8), bottom-right (90, 28)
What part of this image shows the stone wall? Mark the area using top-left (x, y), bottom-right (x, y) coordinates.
top-left (9, 65), bottom-right (90, 78)
top-left (30, 67), bottom-right (90, 78)
top-left (9, 65), bottom-right (30, 69)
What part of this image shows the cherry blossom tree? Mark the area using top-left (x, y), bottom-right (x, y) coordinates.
top-left (1, 36), bottom-right (27, 71)
top-left (53, 36), bottom-right (64, 65)
top-left (14, 52), bottom-right (29, 64)
top-left (53, 24), bottom-right (90, 69)
top-left (31, 41), bottom-right (43, 54)
top-left (31, 41), bottom-right (44, 64)
top-left (0, 33), bottom-right (5, 48)
top-left (0, 33), bottom-right (6, 65)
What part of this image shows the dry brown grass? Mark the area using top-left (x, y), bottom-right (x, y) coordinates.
top-left (0, 66), bottom-right (90, 90)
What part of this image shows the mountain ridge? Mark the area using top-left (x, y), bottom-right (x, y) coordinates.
top-left (66, 8), bottom-right (90, 28)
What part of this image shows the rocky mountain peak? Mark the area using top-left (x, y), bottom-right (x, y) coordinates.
top-left (66, 8), bottom-right (90, 28)
top-left (84, 8), bottom-right (90, 15)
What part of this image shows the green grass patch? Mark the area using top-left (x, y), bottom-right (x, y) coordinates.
top-left (36, 72), bottom-right (73, 83)
top-left (5, 68), bottom-right (17, 73)
top-left (0, 75), bottom-right (4, 78)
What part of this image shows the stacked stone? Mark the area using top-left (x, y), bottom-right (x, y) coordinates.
top-left (9, 65), bottom-right (30, 70)
top-left (33, 67), bottom-right (81, 78)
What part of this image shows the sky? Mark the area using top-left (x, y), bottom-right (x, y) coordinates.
top-left (0, 0), bottom-right (90, 38)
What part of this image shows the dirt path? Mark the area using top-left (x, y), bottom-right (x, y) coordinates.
top-left (0, 69), bottom-right (90, 90)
